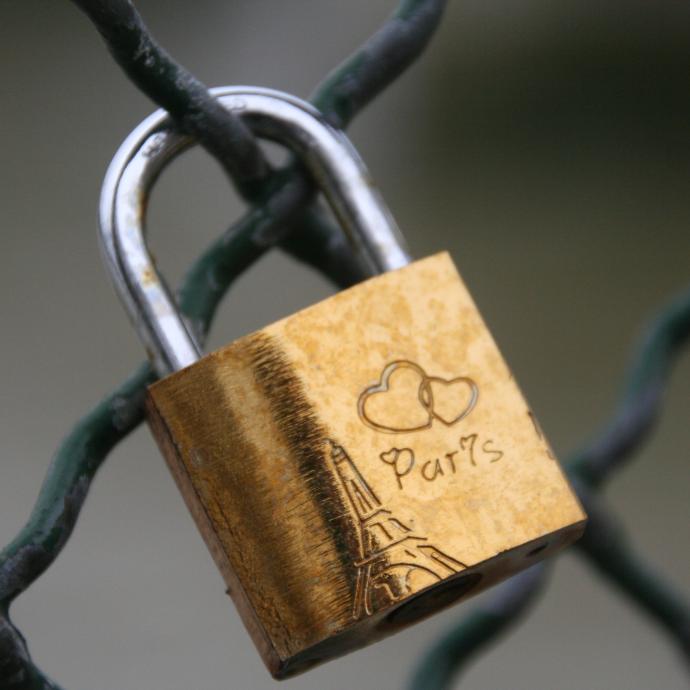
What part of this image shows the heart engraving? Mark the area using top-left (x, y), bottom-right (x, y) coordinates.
top-left (358, 361), bottom-right (432, 433)
top-left (379, 447), bottom-right (415, 468)
top-left (422, 376), bottom-right (478, 426)
top-left (358, 360), bottom-right (479, 433)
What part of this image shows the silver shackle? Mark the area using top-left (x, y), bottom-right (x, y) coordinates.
top-left (99, 86), bottom-right (411, 376)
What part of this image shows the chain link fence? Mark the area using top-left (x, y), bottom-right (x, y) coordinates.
top-left (1, 2), bottom-right (688, 688)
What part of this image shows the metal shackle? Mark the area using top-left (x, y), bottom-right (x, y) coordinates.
top-left (99, 86), bottom-right (411, 376)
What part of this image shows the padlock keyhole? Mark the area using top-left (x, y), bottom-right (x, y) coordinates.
top-left (382, 572), bottom-right (483, 629)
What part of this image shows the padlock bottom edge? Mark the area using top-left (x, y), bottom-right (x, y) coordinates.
top-left (271, 516), bottom-right (586, 680)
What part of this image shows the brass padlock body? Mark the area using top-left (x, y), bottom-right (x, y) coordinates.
top-left (146, 252), bottom-right (585, 677)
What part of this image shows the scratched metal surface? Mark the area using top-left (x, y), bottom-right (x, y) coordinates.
top-left (0, 1), bottom-right (689, 689)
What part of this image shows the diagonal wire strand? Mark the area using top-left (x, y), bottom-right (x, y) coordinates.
top-left (0, 2), bottom-right (448, 688)
top-left (2, 2), bottom-right (687, 688)
top-left (575, 483), bottom-right (690, 663)
top-left (71, 0), bottom-right (271, 200)
top-left (569, 286), bottom-right (690, 488)
top-left (407, 564), bottom-right (550, 690)
top-left (408, 288), bottom-right (690, 689)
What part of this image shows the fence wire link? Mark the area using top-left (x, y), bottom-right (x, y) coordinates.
top-left (0, 2), bottom-right (688, 689)
top-left (0, 1), bottom-right (447, 688)
top-left (409, 285), bottom-right (690, 689)
top-left (72, 0), bottom-right (272, 200)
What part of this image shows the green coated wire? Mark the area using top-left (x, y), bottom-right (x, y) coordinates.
top-left (2, 1), bottom-right (688, 688)
top-left (575, 485), bottom-right (690, 662)
top-left (570, 286), bottom-right (690, 488)
top-left (407, 564), bottom-right (549, 690)
top-left (408, 288), bottom-right (690, 690)
top-left (0, 2), bottom-right (448, 688)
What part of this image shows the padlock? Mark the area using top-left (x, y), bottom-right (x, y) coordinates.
top-left (100, 87), bottom-right (586, 678)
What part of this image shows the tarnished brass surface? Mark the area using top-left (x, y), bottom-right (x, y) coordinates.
top-left (146, 252), bottom-right (586, 678)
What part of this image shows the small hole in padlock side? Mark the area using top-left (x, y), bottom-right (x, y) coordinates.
top-left (525, 542), bottom-right (548, 558)
top-left (381, 572), bottom-right (483, 630)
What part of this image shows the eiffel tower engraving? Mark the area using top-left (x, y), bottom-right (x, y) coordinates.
top-left (327, 440), bottom-right (466, 620)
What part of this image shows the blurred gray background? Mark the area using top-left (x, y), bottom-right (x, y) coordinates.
top-left (1, 1), bottom-right (689, 688)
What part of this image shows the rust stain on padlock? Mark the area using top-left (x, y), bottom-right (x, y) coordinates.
top-left (146, 253), bottom-right (586, 678)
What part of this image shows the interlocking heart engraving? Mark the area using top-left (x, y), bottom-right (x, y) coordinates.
top-left (358, 360), bottom-right (479, 433)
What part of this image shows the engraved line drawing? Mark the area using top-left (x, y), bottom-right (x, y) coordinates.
top-left (481, 438), bottom-right (504, 463)
top-left (421, 375), bottom-right (479, 426)
top-left (459, 433), bottom-right (478, 466)
top-left (379, 447), bottom-right (415, 489)
top-left (358, 360), bottom-right (478, 434)
top-left (358, 361), bottom-right (432, 433)
top-left (379, 436), bottom-right (505, 489)
top-left (327, 440), bottom-right (466, 620)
